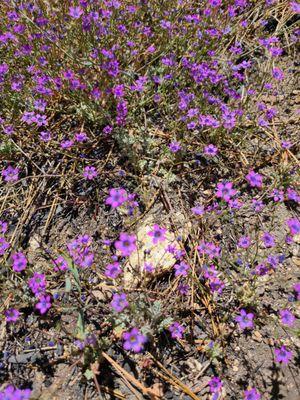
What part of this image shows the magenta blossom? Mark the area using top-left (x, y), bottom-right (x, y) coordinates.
top-left (105, 188), bottom-right (128, 208)
top-left (11, 252), bottom-right (27, 272)
top-left (272, 67), bottom-right (284, 81)
top-left (279, 309), bottom-right (295, 327)
top-left (28, 273), bottom-right (46, 295)
top-left (246, 170), bottom-right (263, 188)
top-left (83, 166), bottom-right (98, 180)
top-left (0, 237), bottom-right (10, 255)
top-left (4, 308), bottom-right (20, 323)
top-left (204, 144), bottom-right (218, 156)
top-left (2, 166), bottom-right (19, 182)
top-left (111, 293), bottom-right (128, 312)
top-left (169, 141), bottom-right (181, 153)
top-left (147, 224), bottom-right (167, 244)
top-left (215, 181), bottom-right (237, 202)
top-left (123, 328), bottom-right (147, 353)
top-left (115, 232), bottom-right (137, 257)
top-left (53, 256), bottom-right (69, 272)
top-left (274, 346), bottom-right (293, 364)
top-left (261, 232), bottom-right (275, 248)
top-left (235, 309), bottom-right (254, 330)
top-left (174, 261), bottom-right (190, 276)
top-left (243, 388), bottom-right (261, 400)
top-left (208, 377), bottom-right (223, 394)
top-left (0, 386), bottom-right (31, 400)
top-left (238, 236), bottom-right (251, 249)
top-left (104, 262), bottom-right (122, 279)
top-left (35, 294), bottom-right (51, 314)
top-left (69, 6), bottom-right (83, 19)
top-left (168, 322), bottom-right (185, 339)
top-left (286, 218), bottom-right (300, 236)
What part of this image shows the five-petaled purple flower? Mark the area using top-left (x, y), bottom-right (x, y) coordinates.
top-left (246, 170), bottom-right (263, 188)
top-left (147, 224), bottom-right (167, 244)
top-left (11, 252), bottom-right (27, 272)
top-left (123, 327), bottom-right (147, 353)
top-left (69, 6), bottom-right (83, 19)
top-left (238, 236), bottom-right (251, 249)
top-left (274, 345), bottom-right (293, 364)
top-left (174, 261), bottom-right (190, 276)
top-left (204, 144), bottom-right (218, 157)
top-left (235, 309), bottom-right (254, 330)
top-left (83, 166), bottom-right (98, 180)
top-left (279, 309), bottom-right (295, 327)
top-left (35, 294), bottom-right (51, 314)
top-left (208, 377), bottom-right (223, 394)
top-left (2, 166), bottom-right (19, 182)
top-left (5, 308), bottom-right (20, 323)
top-left (243, 387), bottom-right (261, 400)
top-left (111, 293), bottom-right (128, 312)
top-left (216, 182), bottom-right (237, 202)
top-left (261, 232), bottom-right (275, 248)
top-left (286, 218), bottom-right (300, 236)
top-left (168, 322), bottom-right (185, 339)
top-left (104, 262), bottom-right (122, 279)
top-left (105, 188), bottom-right (128, 208)
top-left (115, 233), bottom-right (137, 257)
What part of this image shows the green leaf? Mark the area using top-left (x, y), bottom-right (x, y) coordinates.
top-left (84, 369), bottom-right (93, 380)
top-left (65, 277), bottom-right (72, 293)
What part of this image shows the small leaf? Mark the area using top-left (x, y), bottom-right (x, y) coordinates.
top-left (84, 369), bottom-right (93, 380)
top-left (65, 277), bottom-right (72, 293)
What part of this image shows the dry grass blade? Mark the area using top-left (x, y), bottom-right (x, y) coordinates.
top-left (102, 352), bottom-right (162, 399)
top-left (147, 353), bottom-right (201, 400)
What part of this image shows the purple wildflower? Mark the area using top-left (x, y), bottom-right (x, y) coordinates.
top-left (53, 256), bottom-right (69, 272)
top-left (208, 377), bottom-right (223, 394)
top-left (115, 233), bottom-right (137, 257)
top-left (104, 262), bottom-right (122, 279)
top-left (83, 166), bottom-right (98, 180)
top-left (0, 386), bottom-right (31, 400)
top-left (261, 232), bottom-right (275, 248)
top-left (279, 309), bottom-right (295, 327)
top-left (0, 237), bottom-right (10, 255)
top-left (169, 141), bottom-right (181, 153)
top-left (243, 388), bottom-right (261, 400)
top-left (216, 182), bottom-right (237, 202)
top-left (105, 188), bottom-right (128, 208)
top-left (294, 283), bottom-right (300, 300)
top-left (272, 67), bottom-right (284, 81)
top-left (286, 218), bottom-right (300, 236)
top-left (174, 261), bottom-right (190, 276)
top-left (235, 309), bottom-right (254, 330)
top-left (191, 205), bottom-right (205, 215)
top-left (123, 328), bottom-right (147, 353)
top-left (111, 293), bottom-right (128, 312)
top-left (204, 144), bottom-right (218, 157)
top-left (0, 220), bottom-right (8, 234)
top-left (246, 171), bottom-right (263, 188)
top-left (35, 294), bottom-right (51, 314)
top-left (11, 252), bottom-right (27, 272)
top-left (147, 224), bottom-right (167, 244)
top-left (69, 6), bottom-right (84, 19)
top-left (2, 166), bottom-right (19, 182)
top-left (238, 236), bottom-right (251, 249)
top-left (168, 322), bottom-right (185, 339)
top-left (4, 308), bottom-right (20, 323)
top-left (28, 273), bottom-right (46, 295)
top-left (274, 346), bottom-right (293, 364)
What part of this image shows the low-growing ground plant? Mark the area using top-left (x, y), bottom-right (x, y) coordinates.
top-left (0, 0), bottom-right (299, 399)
